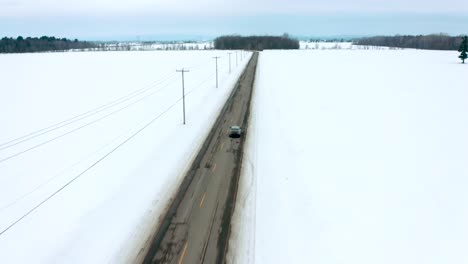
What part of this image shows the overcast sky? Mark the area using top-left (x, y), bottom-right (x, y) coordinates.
top-left (1, 0), bottom-right (467, 40)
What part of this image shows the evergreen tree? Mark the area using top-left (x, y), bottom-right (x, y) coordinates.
top-left (459, 36), bottom-right (468, 64)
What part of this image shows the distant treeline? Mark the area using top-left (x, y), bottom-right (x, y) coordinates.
top-left (214, 35), bottom-right (299, 50)
top-left (354, 34), bottom-right (463, 50)
top-left (0, 36), bottom-right (96, 53)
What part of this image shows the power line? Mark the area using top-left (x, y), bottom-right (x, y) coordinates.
top-left (0, 53), bottom-right (235, 235)
top-left (0, 93), bottom-right (187, 237)
top-left (0, 139), bottom-right (114, 213)
top-left (0, 75), bottom-right (180, 164)
top-left (0, 71), bottom-right (217, 215)
top-left (0, 63), bottom-right (220, 165)
top-left (0, 72), bottom-right (178, 151)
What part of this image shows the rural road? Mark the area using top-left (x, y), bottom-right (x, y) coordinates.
top-left (142, 52), bottom-right (258, 264)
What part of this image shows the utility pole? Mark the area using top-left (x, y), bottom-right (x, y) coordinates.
top-left (213, 56), bottom-right (220, 88)
top-left (176, 68), bottom-right (189, 125)
top-left (235, 51), bottom-right (238, 66)
top-left (227, 52), bottom-right (232, 73)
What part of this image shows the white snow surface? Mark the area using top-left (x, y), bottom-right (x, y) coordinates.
top-left (300, 41), bottom-right (353, 50)
top-left (228, 49), bottom-right (468, 264)
top-left (0, 50), bottom-right (251, 263)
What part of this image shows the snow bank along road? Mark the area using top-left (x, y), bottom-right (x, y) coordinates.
top-left (143, 52), bottom-right (258, 264)
top-left (0, 50), bottom-right (251, 263)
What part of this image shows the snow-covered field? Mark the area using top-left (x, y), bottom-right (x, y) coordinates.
top-left (299, 41), bottom-right (398, 50)
top-left (228, 49), bottom-right (468, 263)
top-left (300, 41), bottom-right (353, 50)
top-left (0, 50), bottom-right (251, 263)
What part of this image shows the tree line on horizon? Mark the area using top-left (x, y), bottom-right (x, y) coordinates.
top-left (0, 36), bottom-right (96, 53)
top-left (354, 34), bottom-right (463, 50)
top-left (214, 35), bottom-right (300, 50)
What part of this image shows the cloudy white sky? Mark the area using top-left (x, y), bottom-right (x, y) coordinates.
top-left (1, 0), bottom-right (467, 40)
top-left (2, 0), bottom-right (468, 16)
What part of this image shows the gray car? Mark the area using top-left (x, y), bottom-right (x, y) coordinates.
top-left (228, 125), bottom-right (242, 138)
